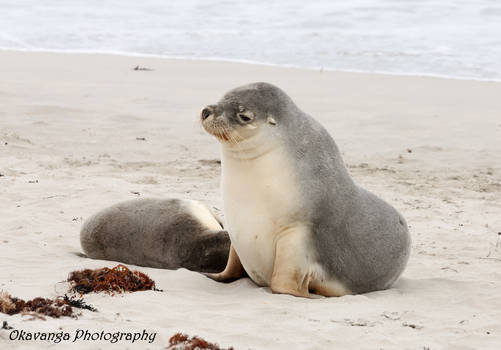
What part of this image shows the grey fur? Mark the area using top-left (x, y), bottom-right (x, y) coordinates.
top-left (80, 198), bottom-right (230, 273)
top-left (207, 82), bottom-right (411, 293)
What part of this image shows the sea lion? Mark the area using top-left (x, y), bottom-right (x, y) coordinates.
top-left (80, 198), bottom-right (230, 273)
top-left (200, 82), bottom-right (411, 297)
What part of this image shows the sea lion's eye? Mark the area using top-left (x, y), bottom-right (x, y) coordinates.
top-left (238, 114), bottom-right (251, 122)
top-left (237, 112), bottom-right (253, 123)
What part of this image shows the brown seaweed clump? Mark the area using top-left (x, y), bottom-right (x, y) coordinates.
top-left (68, 264), bottom-right (158, 294)
top-left (167, 333), bottom-right (234, 350)
top-left (0, 291), bottom-right (74, 318)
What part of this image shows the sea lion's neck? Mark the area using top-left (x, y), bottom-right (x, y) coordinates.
top-left (220, 133), bottom-right (277, 161)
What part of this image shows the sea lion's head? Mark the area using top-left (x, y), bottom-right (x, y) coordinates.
top-left (200, 82), bottom-right (297, 144)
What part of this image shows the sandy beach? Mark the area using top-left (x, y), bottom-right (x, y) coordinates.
top-left (1, 50), bottom-right (500, 349)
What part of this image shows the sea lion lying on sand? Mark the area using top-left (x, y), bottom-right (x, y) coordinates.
top-left (80, 198), bottom-right (230, 273)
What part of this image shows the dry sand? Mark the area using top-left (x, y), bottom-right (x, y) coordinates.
top-left (0, 50), bottom-right (500, 349)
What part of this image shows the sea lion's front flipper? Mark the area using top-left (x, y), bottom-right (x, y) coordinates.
top-left (205, 244), bottom-right (245, 283)
top-left (270, 226), bottom-right (313, 298)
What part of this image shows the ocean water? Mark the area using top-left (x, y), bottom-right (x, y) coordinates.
top-left (1, 0), bottom-right (500, 81)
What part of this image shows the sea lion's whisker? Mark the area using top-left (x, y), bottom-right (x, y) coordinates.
top-left (227, 130), bottom-right (238, 145)
top-left (216, 125), bottom-right (228, 142)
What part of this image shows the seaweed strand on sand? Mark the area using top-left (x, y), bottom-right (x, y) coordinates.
top-left (167, 333), bottom-right (234, 350)
top-left (67, 264), bottom-right (160, 294)
top-left (0, 291), bottom-right (95, 318)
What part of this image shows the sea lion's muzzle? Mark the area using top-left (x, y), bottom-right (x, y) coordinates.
top-left (200, 106), bottom-right (215, 122)
top-left (200, 106), bottom-right (229, 142)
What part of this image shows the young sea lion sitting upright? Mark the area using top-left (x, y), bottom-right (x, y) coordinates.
top-left (200, 82), bottom-right (411, 297)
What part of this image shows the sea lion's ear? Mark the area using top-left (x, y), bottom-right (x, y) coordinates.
top-left (267, 115), bottom-right (277, 125)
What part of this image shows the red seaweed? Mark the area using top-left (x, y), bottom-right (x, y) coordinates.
top-left (67, 264), bottom-right (158, 294)
top-left (0, 291), bottom-right (81, 318)
top-left (167, 333), bottom-right (234, 350)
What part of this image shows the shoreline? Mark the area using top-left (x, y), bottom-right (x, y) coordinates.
top-left (2, 47), bottom-right (500, 84)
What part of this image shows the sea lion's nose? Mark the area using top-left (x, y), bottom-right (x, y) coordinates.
top-left (201, 107), bottom-right (213, 121)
